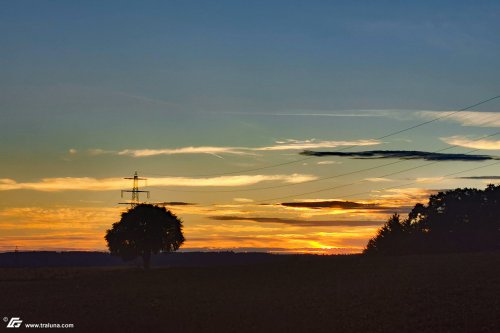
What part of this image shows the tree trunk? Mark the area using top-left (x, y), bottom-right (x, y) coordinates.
top-left (142, 251), bottom-right (151, 270)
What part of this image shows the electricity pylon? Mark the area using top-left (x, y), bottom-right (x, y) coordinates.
top-left (119, 171), bottom-right (150, 208)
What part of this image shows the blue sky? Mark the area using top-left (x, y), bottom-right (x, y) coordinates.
top-left (1, 1), bottom-right (500, 252)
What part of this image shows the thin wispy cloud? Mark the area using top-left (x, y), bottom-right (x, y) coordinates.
top-left (418, 111), bottom-right (500, 127)
top-left (441, 136), bottom-right (500, 150)
top-left (88, 148), bottom-right (119, 155)
top-left (0, 174), bottom-right (316, 192)
top-left (373, 188), bottom-right (442, 201)
top-left (233, 198), bottom-right (254, 203)
top-left (214, 110), bottom-right (396, 117)
top-left (85, 139), bottom-right (381, 158)
top-left (254, 139), bottom-right (380, 151)
top-left (0, 206), bottom-right (119, 226)
top-left (301, 150), bottom-right (498, 162)
top-left (111, 91), bottom-right (180, 108)
top-left (365, 177), bottom-right (393, 182)
top-left (414, 177), bottom-right (446, 183)
top-left (317, 160), bottom-right (340, 165)
top-left (301, 138), bottom-right (380, 149)
top-left (118, 146), bottom-right (254, 157)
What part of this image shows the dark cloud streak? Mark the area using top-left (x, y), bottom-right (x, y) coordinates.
top-left (209, 215), bottom-right (384, 227)
top-left (155, 201), bottom-right (196, 206)
top-left (458, 176), bottom-right (500, 180)
top-left (281, 200), bottom-right (380, 209)
top-left (301, 150), bottom-right (499, 162)
top-left (279, 200), bottom-right (412, 213)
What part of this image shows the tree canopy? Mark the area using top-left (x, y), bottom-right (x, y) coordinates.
top-left (364, 184), bottom-right (500, 255)
top-left (105, 204), bottom-right (185, 269)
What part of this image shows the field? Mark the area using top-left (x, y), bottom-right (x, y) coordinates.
top-left (0, 252), bottom-right (499, 332)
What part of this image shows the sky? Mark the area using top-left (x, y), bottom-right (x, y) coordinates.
top-left (1, 1), bottom-right (500, 253)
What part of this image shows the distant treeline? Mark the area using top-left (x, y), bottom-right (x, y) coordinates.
top-left (365, 184), bottom-right (500, 255)
top-left (0, 251), bottom-right (294, 268)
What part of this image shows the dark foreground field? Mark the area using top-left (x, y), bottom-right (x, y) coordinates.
top-left (0, 252), bottom-right (499, 333)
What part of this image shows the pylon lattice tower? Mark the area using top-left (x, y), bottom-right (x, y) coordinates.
top-left (119, 171), bottom-right (150, 208)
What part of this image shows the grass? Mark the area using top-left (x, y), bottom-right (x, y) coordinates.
top-left (0, 252), bottom-right (499, 332)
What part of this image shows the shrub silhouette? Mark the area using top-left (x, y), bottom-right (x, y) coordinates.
top-left (364, 184), bottom-right (500, 255)
top-left (105, 204), bottom-right (185, 269)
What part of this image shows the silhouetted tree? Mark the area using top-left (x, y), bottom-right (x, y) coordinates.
top-left (105, 204), bottom-right (185, 269)
top-left (365, 214), bottom-right (407, 255)
top-left (364, 185), bottom-right (500, 255)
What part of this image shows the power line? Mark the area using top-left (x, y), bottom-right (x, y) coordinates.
top-left (336, 160), bottom-right (500, 201)
top-left (145, 129), bottom-right (500, 193)
top-left (254, 145), bottom-right (498, 204)
top-left (373, 94), bottom-right (500, 140)
top-left (153, 160), bottom-right (500, 209)
top-left (142, 155), bottom-right (319, 178)
top-left (141, 94), bottom-right (500, 179)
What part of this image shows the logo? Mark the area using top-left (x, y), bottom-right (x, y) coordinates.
top-left (6, 317), bottom-right (23, 328)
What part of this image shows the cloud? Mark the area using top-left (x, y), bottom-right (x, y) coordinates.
top-left (0, 174), bottom-right (317, 192)
top-left (209, 215), bottom-right (383, 227)
top-left (118, 146), bottom-right (254, 157)
top-left (457, 176), bottom-right (500, 180)
top-left (373, 188), bottom-right (442, 202)
top-left (233, 198), bottom-right (254, 203)
top-left (273, 199), bottom-right (414, 215)
top-left (86, 139), bottom-right (381, 158)
top-left (0, 206), bottom-right (119, 226)
top-left (418, 111), bottom-right (500, 128)
top-left (415, 177), bottom-right (445, 183)
top-left (88, 148), bottom-right (119, 155)
top-left (154, 202), bottom-right (196, 206)
top-left (301, 150), bottom-right (498, 162)
top-left (253, 139), bottom-right (380, 151)
top-left (184, 235), bottom-right (366, 254)
top-left (112, 91), bottom-right (179, 107)
top-left (365, 177), bottom-right (392, 182)
top-left (280, 200), bottom-right (382, 210)
top-left (317, 160), bottom-right (341, 165)
top-left (214, 110), bottom-right (395, 118)
top-left (179, 246), bottom-right (294, 253)
top-left (0, 232), bottom-right (107, 251)
top-left (441, 136), bottom-right (500, 150)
